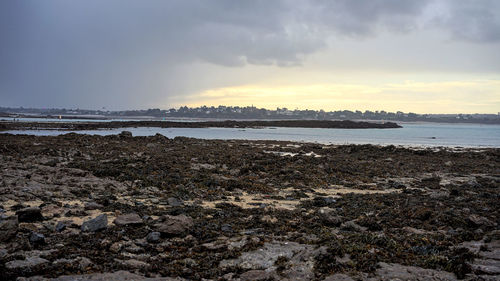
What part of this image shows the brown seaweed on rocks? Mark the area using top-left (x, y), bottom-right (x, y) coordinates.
top-left (0, 133), bottom-right (498, 280)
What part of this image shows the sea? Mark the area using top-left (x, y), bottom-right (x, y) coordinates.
top-left (1, 118), bottom-right (499, 148)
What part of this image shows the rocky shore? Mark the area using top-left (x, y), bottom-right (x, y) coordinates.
top-left (0, 119), bottom-right (401, 131)
top-left (0, 132), bottom-right (498, 280)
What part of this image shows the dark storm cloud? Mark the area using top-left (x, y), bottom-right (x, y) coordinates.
top-left (0, 0), bottom-right (499, 109)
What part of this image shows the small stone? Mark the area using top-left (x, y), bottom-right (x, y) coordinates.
top-left (5, 256), bottom-right (49, 272)
top-left (76, 256), bottom-right (93, 271)
top-left (29, 232), bottom-right (46, 245)
top-left (146, 232), bottom-right (161, 244)
top-left (167, 197), bottom-right (183, 207)
top-left (322, 273), bottom-right (355, 281)
top-left (16, 207), bottom-right (43, 222)
top-left (110, 242), bottom-right (123, 253)
top-left (81, 214), bottom-right (108, 232)
top-left (221, 224), bottom-right (233, 232)
top-left (340, 221), bottom-right (367, 232)
top-left (84, 202), bottom-right (103, 210)
top-left (55, 221), bottom-right (66, 232)
top-left (468, 214), bottom-right (494, 227)
top-left (119, 131), bottom-right (133, 137)
top-left (240, 270), bottom-right (273, 281)
top-left (116, 258), bottom-right (150, 270)
top-left (113, 213), bottom-right (143, 226)
top-left (261, 215), bottom-right (278, 223)
top-left (0, 216), bottom-right (19, 242)
top-left (154, 214), bottom-right (193, 236)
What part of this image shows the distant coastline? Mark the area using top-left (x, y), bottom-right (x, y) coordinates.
top-left (1, 105), bottom-right (499, 125)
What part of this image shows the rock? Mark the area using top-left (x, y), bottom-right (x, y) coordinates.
top-left (16, 207), bottom-right (43, 222)
top-left (260, 215), bottom-right (278, 223)
top-left (109, 242), bottom-right (123, 253)
top-left (320, 215), bottom-right (344, 227)
top-left (340, 220), bottom-right (367, 232)
top-left (154, 214), bottom-right (193, 236)
top-left (239, 270), bottom-right (274, 281)
top-left (116, 258), bottom-right (151, 270)
top-left (56, 221), bottom-right (66, 232)
top-left (0, 216), bottom-right (19, 242)
top-left (313, 196), bottom-right (336, 207)
top-left (146, 231), bottom-right (161, 243)
top-left (220, 241), bottom-right (323, 279)
top-left (17, 270), bottom-right (185, 280)
top-left (113, 213), bottom-right (143, 226)
top-left (119, 131), bottom-right (133, 137)
top-left (84, 202), bottom-right (103, 210)
top-left (468, 214), bottom-right (494, 227)
top-left (29, 232), bottom-right (46, 245)
top-left (167, 197), bottom-right (183, 207)
top-left (221, 224), bottom-right (233, 232)
top-left (370, 262), bottom-right (457, 280)
top-left (5, 256), bottom-right (49, 273)
top-left (81, 214), bottom-right (108, 232)
top-left (470, 259), bottom-right (500, 275)
top-left (76, 256), bottom-right (93, 271)
top-left (322, 273), bottom-right (355, 281)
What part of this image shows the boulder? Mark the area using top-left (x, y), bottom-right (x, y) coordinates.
top-left (113, 213), bottom-right (143, 226)
top-left (16, 207), bottom-right (43, 222)
top-left (81, 214), bottom-right (108, 232)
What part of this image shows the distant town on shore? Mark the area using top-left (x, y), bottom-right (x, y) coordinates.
top-left (1, 106), bottom-right (499, 124)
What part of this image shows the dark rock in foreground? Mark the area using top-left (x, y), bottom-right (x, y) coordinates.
top-left (16, 207), bottom-right (43, 222)
top-left (154, 214), bottom-right (193, 236)
top-left (81, 214), bottom-right (107, 232)
top-left (0, 216), bottom-right (18, 241)
top-left (113, 213), bottom-right (143, 226)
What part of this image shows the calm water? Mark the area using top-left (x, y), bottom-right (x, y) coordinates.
top-left (2, 123), bottom-right (499, 148)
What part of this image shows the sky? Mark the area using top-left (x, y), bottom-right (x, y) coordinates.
top-left (1, 0), bottom-right (499, 113)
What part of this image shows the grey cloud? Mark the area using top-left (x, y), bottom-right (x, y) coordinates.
top-left (441, 0), bottom-right (500, 43)
top-left (0, 0), bottom-right (499, 109)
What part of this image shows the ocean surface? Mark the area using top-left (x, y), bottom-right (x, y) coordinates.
top-left (2, 123), bottom-right (499, 148)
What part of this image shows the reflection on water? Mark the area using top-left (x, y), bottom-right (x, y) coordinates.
top-left (2, 123), bottom-right (499, 148)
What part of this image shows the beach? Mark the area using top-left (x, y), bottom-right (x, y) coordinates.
top-left (1, 132), bottom-right (499, 280)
